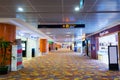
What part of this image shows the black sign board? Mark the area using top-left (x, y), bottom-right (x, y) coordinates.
top-left (38, 24), bottom-right (85, 28)
top-left (108, 45), bottom-right (119, 71)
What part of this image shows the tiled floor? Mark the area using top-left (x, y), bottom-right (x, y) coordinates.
top-left (0, 49), bottom-right (120, 80)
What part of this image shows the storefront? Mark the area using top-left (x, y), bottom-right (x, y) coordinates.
top-left (98, 33), bottom-right (118, 64)
top-left (86, 23), bottom-right (120, 65)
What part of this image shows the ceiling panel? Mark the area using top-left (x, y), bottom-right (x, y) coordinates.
top-left (0, 7), bottom-right (9, 13)
top-left (82, 0), bottom-right (97, 12)
top-left (63, 0), bottom-right (80, 12)
top-left (16, 14), bottom-right (39, 18)
top-left (34, 6), bottom-right (62, 12)
top-left (29, 0), bottom-right (61, 6)
top-left (92, 0), bottom-right (120, 11)
top-left (0, 0), bottom-right (30, 7)
top-left (30, 0), bottom-right (62, 12)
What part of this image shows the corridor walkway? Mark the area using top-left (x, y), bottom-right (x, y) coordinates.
top-left (0, 49), bottom-right (120, 80)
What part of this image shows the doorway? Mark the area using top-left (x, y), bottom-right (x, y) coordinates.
top-left (22, 41), bottom-right (27, 57)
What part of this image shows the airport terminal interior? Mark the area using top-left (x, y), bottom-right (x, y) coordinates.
top-left (0, 0), bottom-right (120, 80)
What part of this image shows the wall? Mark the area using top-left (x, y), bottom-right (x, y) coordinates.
top-left (26, 38), bottom-right (40, 58)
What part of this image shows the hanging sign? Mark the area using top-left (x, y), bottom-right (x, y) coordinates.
top-left (38, 24), bottom-right (85, 28)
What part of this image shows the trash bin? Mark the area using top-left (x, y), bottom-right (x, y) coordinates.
top-left (32, 48), bottom-right (35, 57)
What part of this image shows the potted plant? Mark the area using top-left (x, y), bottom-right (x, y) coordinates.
top-left (0, 38), bottom-right (11, 75)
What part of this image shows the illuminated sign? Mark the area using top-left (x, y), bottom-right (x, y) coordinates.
top-left (38, 24), bottom-right (85, 28)
top-left (62, 24), bottom-right (77, 28)
top-left (99, 31), bottom-right (109, 36)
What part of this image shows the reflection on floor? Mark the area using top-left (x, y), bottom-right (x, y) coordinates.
top-left (0, 49), bottom-right (120, 80)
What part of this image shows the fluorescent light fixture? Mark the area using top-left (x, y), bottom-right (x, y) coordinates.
top-left (18, 7), bottom-right (24, 12)
top-left (75, 6), bottom-right (80, 11)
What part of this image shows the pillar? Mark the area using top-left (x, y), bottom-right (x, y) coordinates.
top-left (0, 23), bottom-right (16, 67)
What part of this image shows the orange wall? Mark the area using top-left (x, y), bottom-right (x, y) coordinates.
top-left (0, 23), bottom-right (16, 65)
top-left (0, 23), bottom-right (16, 42)
top-left (40, 39), bottom-right (47, 53)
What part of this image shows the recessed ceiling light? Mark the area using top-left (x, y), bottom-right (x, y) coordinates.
top-left (18, 7), bottom-right (24, 12)
top-left (75, 6), bottom-right (80, 11)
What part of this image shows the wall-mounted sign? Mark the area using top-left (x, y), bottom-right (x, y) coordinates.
top-left (38, 24), bottom-right (85, 28)
top-left (99, 31), bottom-right (109, 36)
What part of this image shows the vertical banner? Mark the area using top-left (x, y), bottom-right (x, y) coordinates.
top-left (11, 39), bottom-right (23, 71)
top-left (108, 46), bottom-right (119, 71)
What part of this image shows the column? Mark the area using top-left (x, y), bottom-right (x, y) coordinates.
top-left (0, 23), bottom-right (16, 71)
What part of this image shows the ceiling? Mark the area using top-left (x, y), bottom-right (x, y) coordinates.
top-left (0, 0), bottom-right (120, 43)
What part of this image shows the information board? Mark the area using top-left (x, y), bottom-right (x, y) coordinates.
top-left (108, 46), bottom-right (119, 70)
top-left (108, 46), bottom-right (118, 64)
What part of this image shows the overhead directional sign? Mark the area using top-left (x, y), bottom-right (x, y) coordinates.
top-left (38, 24), bottom-right (85, 28)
